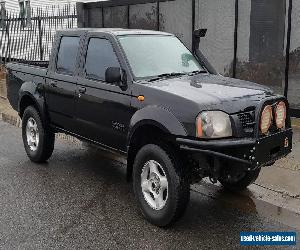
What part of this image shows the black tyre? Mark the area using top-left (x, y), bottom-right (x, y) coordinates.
top-left (219, 168), bottom-right (261, 192)
top-left (22, 106), bottom-right (55, 163)
top-left (133, 144), bottom-right (190, 227)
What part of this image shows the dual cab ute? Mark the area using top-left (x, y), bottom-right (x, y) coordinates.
top-left (6, 28), bottom-right (293, 227)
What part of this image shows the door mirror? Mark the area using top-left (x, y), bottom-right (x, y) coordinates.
top-left (105, 67), bottom-right (127, 89)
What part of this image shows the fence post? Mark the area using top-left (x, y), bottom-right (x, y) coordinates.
top-left (284, 0), bottom-right (292, 98)
top-left (38, 17), bottom-right (43, 60)
top-left (4, 21), bottom-right (11, 63)
top-left (192, 0), bottom-right (196, 49)
top-left (156, 1), bottom-right (160, 31)
top-left (127, 5), bottom-right (130, 28)
top-left (232, 0), bottom-right (239, 78)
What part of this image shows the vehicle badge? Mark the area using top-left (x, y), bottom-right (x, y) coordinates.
top-left (284, 137), bottom-right (289, 148)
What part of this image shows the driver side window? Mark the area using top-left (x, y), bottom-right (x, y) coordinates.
top-left (85, 38), bottom-right (120, 81)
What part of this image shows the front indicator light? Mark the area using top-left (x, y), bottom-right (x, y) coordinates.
top-left (260, 105), bottom-right (273, 134)
top-left (275, 101), bottom-right (286, 129)
top-left (196, 115), bottom-right (203, 137)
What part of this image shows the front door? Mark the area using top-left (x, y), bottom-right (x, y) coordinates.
top-left (45, 35), bottom-right (80, 132)
top-left (75, 35), bottom-right (133, 152)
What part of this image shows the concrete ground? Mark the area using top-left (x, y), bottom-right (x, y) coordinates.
top-left (255, 125), bottom-right (300, 199)
top-left (0, 120), bottom-right (299, 249)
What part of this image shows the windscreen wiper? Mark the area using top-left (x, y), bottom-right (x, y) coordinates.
top-left (188, 70), bottom-right (207, 76)
top-left (148, 72), bottom-right (186, 82)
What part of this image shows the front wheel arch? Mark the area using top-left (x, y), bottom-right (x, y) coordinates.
top-left (127, 106), bottom-right (188, 145)
top-left (126, 123), bottom-right (178, 181)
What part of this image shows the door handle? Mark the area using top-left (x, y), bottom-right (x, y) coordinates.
top-left (78, 87), bottom-right (86, 94)
top-left (49, 81), bottom-right (57, 88)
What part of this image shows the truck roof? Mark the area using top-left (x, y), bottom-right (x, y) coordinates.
top-left (57, 28), bottom-right (173, 36)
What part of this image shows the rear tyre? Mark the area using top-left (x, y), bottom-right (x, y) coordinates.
top-left (219, 168), bottom-right (261, 192)
top-left (133, 144), bottom-right (190, 227)
top-left (22, 106), bottom-right (55, 163)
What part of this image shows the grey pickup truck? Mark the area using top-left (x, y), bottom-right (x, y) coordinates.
top-left (6, 28), bottom-right (292, 227)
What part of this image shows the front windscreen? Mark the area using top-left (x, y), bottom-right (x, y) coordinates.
top-left (118, 35), bottom-right (203, 79)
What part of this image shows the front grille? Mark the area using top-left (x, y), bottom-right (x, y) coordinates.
top-left (234, 99), bottom-right (288, 138)
top-left (237, 111), bottom-right (255, 130)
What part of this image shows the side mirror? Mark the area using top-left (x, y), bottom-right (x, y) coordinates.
top-left (105, 67), bottom-right (127, 89)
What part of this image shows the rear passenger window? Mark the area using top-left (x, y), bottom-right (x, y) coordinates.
top-left (85, 38), bottom-right (120, 81)
top-left (56, 36), bottom-right (80, 75)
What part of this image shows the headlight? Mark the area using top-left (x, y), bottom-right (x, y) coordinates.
top-left (260, 105), bottom-right (273, 134)
top-left (196, 111), bottom-right (232, 138)
top-left (275, 101), bottom-right (286, 129)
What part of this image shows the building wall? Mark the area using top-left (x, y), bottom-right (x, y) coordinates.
top-left (235, 0), bottom-right (286, 96)
top-left (236, 0), bottom-right (251, 62)
top-left (195, 0), bottom-right (235, 75)
top-left (104, 6), bottom-right (127, 28)
top-left (77, 0), bottom-right (300, 112)
top-left (159, 0), bottom-right (193, 50)
top-left (129, 2), bottom-right (157, 30)
top-left (290, 0), bottom-right (300, 52)
top-left (87, 7), bottom-right (102, 27)
top-left (288, 0), bottom-right (300, 110)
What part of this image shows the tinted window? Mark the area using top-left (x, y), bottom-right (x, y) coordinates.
top-left (85, 38), bottom-right (120, 81)
top-left (56, 36), bottom-right (80, 75)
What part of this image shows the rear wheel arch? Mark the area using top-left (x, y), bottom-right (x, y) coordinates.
top-left (18, 81), bottom-right (47, 117)
top-left (18, 92), bottom-right (49, 128)
top-left (19, 94), bottom-right (39, 118)
top-left (22, 105), bottom-right (55, 163)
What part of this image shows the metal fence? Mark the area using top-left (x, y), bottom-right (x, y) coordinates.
top-left (0, 4), bottom-right (77, 64)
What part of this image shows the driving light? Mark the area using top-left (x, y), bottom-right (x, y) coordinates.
top-left (260, 105), bottom-right (272, 134)
top-left (196, 111), bottom-right (232, 138)
top-left (275, 101), bottom-right (286, 129)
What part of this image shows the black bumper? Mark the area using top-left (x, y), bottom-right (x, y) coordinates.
top-left (176, 128), bottom-right (293, 168)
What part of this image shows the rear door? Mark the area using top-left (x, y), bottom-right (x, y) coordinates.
top-left (75, 33), bottom-right (133, 152)
top-left (45, 34), bottom-right (81, 132)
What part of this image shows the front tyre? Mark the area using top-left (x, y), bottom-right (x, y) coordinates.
top-left (22, 106), bottom-right (55, 163)
top-left (133, 144), bottom-right (190, 227)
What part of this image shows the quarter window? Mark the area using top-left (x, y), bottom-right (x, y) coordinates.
top-left (85, 38), bottom-right (120, 81)
top-left (56, 36), bottom-right (80, 75)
